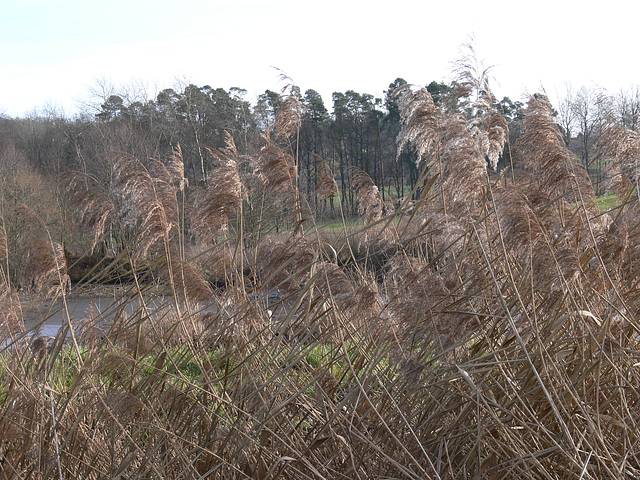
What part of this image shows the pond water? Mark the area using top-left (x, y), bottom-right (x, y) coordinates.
top-left (19, 291), bottom-right (283, 340)
top-left (21, 295), bottom-right (170, 338)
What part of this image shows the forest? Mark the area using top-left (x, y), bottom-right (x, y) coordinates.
top-left (2, 78), bottom-right (508, 218)
top-left (2, 53), bottom-right (640, 478)
top-left (2, 75), bottom-right (637, 221)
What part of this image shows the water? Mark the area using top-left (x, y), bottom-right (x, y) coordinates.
top-left (22, 295), bottom-right (160, 339)
top-left (18, 290), bottom-right (285, 342)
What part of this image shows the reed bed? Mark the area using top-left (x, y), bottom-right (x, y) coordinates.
top-left (2, 70), bottom-right (640, 479)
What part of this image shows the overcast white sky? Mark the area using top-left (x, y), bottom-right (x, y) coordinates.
top-left (1, 0), bottom-right (638, 117)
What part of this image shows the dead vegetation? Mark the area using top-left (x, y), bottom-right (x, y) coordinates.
top-left (2, 59), bottom-right (640, 480)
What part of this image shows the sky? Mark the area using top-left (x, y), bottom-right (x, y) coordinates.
top-left (1, 0), bottom-right (639, 118)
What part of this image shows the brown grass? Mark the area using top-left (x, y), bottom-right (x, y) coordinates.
top-left (3, 62), bottom-right (640, 480)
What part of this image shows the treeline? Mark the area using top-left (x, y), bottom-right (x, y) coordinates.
top-left (0, 79), bottom-right (525, 218)
top-left (1, 78), bottom-right (639, 220)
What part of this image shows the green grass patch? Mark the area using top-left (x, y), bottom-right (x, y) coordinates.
top-left (597, 193), bottom-right (618, 211)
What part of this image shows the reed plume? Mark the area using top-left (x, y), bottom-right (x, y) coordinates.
top-left (62, 171), bottom-right (116, 253)
top-left (274, 94), bottom-right (302, 140)
top-left (518, 94), bottom-right (596, 205)
top-left (256, 131), bottom-right (297, 194)
top-left (167, 142), bottom-right (188, 192)
top-left (254, 232), bottom-right (315, 293)
top-left (315, 156), bottom-right (338, 200)
top-left (348, 166), bottom-right (384, 222)
top-left (396, 78), bottom-right (507, 213)
top-left (158, 255), bottom-right (212, 302)
top-left (596, 120), bottom-right (640, 198)
top-left (113, 153), bottom-right (178, 259)
top-left (396, 86), bottom-right (440, 167)
top-left (191, 132), bottom-right (244, 243)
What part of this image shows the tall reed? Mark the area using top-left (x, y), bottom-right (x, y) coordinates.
top-left (3, 61), bottom-right (640, 480)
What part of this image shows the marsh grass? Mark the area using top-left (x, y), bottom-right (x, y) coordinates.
top-left (3, 61), bottom-right (640, 479)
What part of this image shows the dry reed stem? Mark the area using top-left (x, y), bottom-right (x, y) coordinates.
top-left (6, 81), bottom-right (640, 480)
